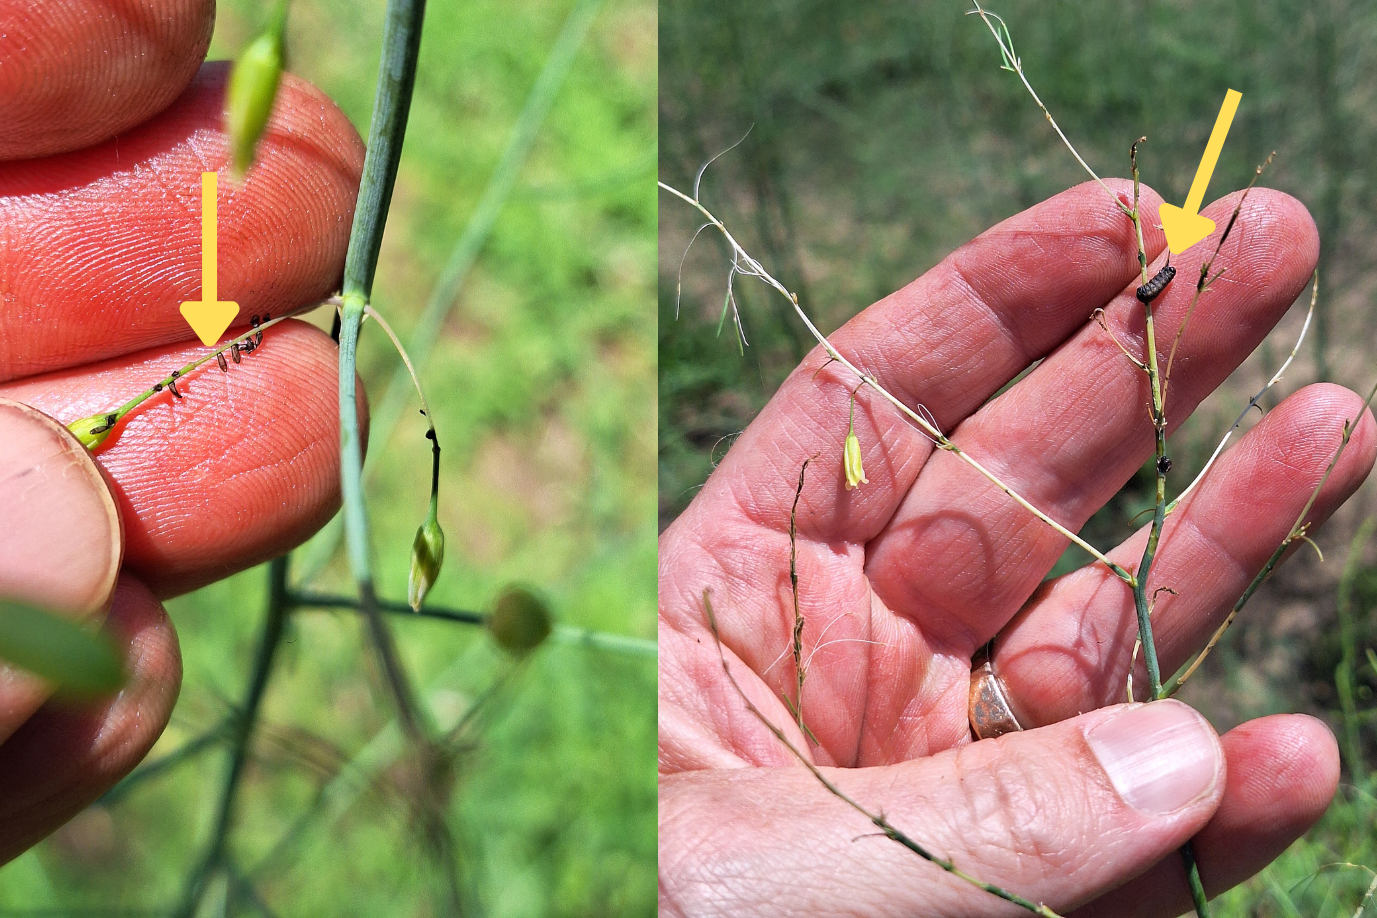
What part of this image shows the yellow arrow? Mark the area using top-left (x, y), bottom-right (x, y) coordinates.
top-left (1158, 89), bottom-right (1242, 254)
top-left (179, 172), bottom-right (240, 346)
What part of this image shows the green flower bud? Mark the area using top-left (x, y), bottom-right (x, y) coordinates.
top-left (225, 7), bottom-right (286, 180)
top-left (68, 412), bottom-right (120, 452)
top-left (487, 586), bottom-right (552, 655)
top-left (407, 509), bottom-right (445, 612)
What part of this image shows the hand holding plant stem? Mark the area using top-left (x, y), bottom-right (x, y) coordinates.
top-left (658, 7), bottom-right (1377, 915)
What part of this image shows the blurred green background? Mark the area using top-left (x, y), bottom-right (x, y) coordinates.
top-left (661, 0), bottom-right (1377, 913)
top-left (0, 0), bottom-right (656, 914)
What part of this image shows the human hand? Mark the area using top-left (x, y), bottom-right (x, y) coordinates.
top-left (658, 180), bottom-right (1375, 916)
top-left (0, 0), bottom-right (365, 860)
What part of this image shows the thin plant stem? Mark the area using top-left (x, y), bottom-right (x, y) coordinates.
top-left (967, 2), bottom-right (1128, 216)
top-left (80, 314), bottom-right (293, 451)
top-left (294, 591), bottom-right (484, 624)
top-left (1124, 145), bottom-right (1166, 701)
top-left (99, 720), bottom-right (230, 806)
top-left (788, 459), bottom-right (809, 737)
top-left (243, 640), bottom-right (496, 886)
top-left (364, 304), bottom-right (442, 524)
top-left (173, 557), bottom-right (292, 918)
top-left (702, 591), bottom-right (1064, 918)
top-left (1162, 153), bottom-right (1275, 411)
top-left (1168, 274), bottom-right (1316, 515)
top-left (291, 591), bottom-right (657, 658)
top-left (337, 0), bottom-right (426, 585)
top-left (333, 0), bottom-right (436, 747)
top-left (295, 0), bottom-right (604, 585)
top-left (333, 4), bottom-right (463, 908)
top-left (1181, 842), bottom-right (1211, 918)
top-left (1164, 376), bottom-right (1377, 697)
top-left (659, 181), bottom-right (1133, 586)
top-left (363, 305), bottom-right (435, 422)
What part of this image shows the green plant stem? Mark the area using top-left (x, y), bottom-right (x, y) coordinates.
top-left (335, 0), bottom-right (434, 740)
top-left (336, 0), bottom-right (425, 588)
top-left (292, 592), bottom-right (658, 658)
top-left (174, 557), bottom-right (292, 918)
top-left (294, 591), bottom-right (483, 624)
top-left (99, 721), bottom-right (230, 806)
top-left (78, 314), bottom-right (294, 452)
top-left (295, 0), bottom-right (603, 585)
top-left (1165, 375), bottom-right (1377, 698)
top-left (334, 6), bottom-right (463, 906)
top-left (659, 182), bottom-right (1133, 586)
top-left (1182, 842), bottom-right (1211, 918)
top-left (1121, 154), bottom-right (1166, 702)
top-left (703, 591), bottom-right (1064, 918)
top-left (1119, 148), bottom-right (1208, 916)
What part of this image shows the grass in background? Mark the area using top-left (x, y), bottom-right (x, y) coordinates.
top-left (0, 0), bottom-right (656, 914)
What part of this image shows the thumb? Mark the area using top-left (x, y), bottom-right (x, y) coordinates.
top-left (0, 398), bottom-right (123, 740)
top-left (660, 700), bottom-right (1224, 917)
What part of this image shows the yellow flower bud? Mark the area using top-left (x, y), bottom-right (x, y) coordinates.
top-left (407, 510), bottom-right (445, 612)
top-left (225, 9), bottom-right (286, 180)
top-left (67, 412), bottom-right (120, 452)
top-left (487, 586), bottom-right (552, 655)
top-left (844, 429), bottom-right (867, 489)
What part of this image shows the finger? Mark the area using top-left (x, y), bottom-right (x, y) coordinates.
top-left (864, 187), bottom-right (1318, 650)
top-left (1073, 714), bottom-right (1339, 918)
top-left (0, 573), bottom-right (179, 866)
top-left (0, 0), bottom-right (214, 160)
top-left (678, 180), bottom-right (1157, 549)
top-left (0, 398), bottom-right (123, 744)
top-left (996, 384), bottom-right (1376, 726)
top-left (0, 320), bottom-right (361, 598)
top-left (661, 701), bottom-right (1224, 917)
top-left (660, 180), bottom-right (1158, 692)
top-left (0, 62), bottom-right (364, 382)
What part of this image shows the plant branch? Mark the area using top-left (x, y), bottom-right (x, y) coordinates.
top-left (292, 591), bottom-right (657, 658)
top-left (659, 181), bottom-right (1133, 586)
top-left (967, 2), bottom-right (1129, 216)
top-left (1168, 273), bottom-right (1316, 515)
top-left (702, 590), bottom-right (1064, 918)
top-left (1165, 375), bottom-right (1377, 697)
top-left (1162, 153), bottom-right (1274, 410)
top-left (294, 0), bottom-right (604, 585)
top-left (173, 557), bottom-right (292, 918)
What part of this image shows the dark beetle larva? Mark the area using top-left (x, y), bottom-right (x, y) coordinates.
top-left (1136, 264), bottom-right (1177, 304)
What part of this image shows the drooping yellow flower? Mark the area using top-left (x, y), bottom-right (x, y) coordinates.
top-left (843, 390), bottom-right (867, 490)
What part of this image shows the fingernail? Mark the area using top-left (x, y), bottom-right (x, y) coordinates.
top-left (1084, 700), bottom-right (1222, 815)
top-left (0, 399), bottom-right (122, 615)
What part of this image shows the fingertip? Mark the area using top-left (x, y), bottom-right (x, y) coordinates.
top-left (1195, 186), bottom-right (1319, 309)
top-left (0, 0), bottom-right (215, 160)
top-left (0, 64), bottom-right (365, 381)
top-left (1272, 383), bottom-right (1377, 501)
top-left (1217, 714), bottom-right (1339, 833)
